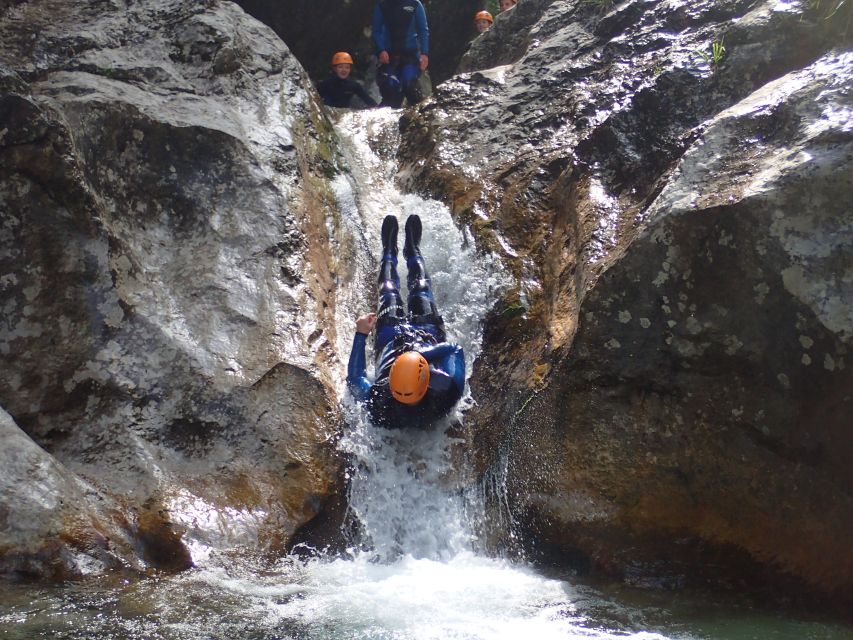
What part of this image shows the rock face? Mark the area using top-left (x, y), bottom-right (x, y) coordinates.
top-left (0, 0), bottom-right (348, 577)
top-left (0, 408), bottom-right (119, 578)
top-left (399, 0), bottom-right (853, 603)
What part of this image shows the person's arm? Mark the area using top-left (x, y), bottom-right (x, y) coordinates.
top-left (346, 313), bottom-right (377, 401)
top-left (372, 4), bottom-right (389, 57)
top-left (352, 80), bottom-right (378, 108)
top-left (420, 343), bottom-right (465, 397)
top-left (415, 1), bottom-right (429, 58)
top-left (347, 333), bottom-right (371, 401)
top-left (317, 78), bottom-right (334, 107)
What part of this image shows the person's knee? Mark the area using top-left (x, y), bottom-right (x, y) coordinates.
top-left (380, 280), bottom-right (400, 293)
top-left (409, 277), bottom-right (432, 294)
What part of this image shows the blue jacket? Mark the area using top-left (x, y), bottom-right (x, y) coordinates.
top-left (372, 0), bottom-right (429, 57)
top-left (347, 325), bottom-right (464, 428)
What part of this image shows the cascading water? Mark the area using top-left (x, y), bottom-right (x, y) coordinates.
top-left (2, 110), bottom-right (853, 640)
top-left (329, 108), bottom-right (503, 565)
top-left (278, 108), bottom-right (617, 639)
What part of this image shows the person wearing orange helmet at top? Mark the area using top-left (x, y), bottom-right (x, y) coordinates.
top-left (317, 52), bottom-right (378, 109)
top-left (499, 0), bottom-right (518, 11)
top-left (474, 10), bottom-right (493, 33)
top-left (347, 215), bottom-right (465, 429)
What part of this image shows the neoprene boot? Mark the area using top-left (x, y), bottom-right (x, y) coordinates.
top-left (403, 214), bottom-right (422, 259)
top-left (381, 215), bottom-right (398, 256)
top-left (379, 215), bottom-right (399, 286)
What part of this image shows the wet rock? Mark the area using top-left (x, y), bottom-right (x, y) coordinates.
top-left (0, 407), bottom-right (123, 579)
top-left (0, 0), bottom-right (346, 577)
top-left (459, 0), bottom-right (563, 74)
top-left (511, 51), bottom-right (853, 601)
top-left (398, 0), bottom-right (853, 605)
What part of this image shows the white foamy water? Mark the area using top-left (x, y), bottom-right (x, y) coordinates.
top-left (177, 552), bottom-right (668, 640)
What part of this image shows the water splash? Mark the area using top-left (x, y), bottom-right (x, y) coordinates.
top-left (330, 108), bottom-right (509, 561)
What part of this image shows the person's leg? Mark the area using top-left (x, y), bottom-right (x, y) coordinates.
top-left (377, 62), bottom-right (404, 108)
top-left (403, 214), bottom-right (447, 342)
top-left (375, 215), bottom-right (405, 352)
top-left (400, 62), bottom-right (422, 106)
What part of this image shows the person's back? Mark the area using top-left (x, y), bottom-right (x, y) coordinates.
top-left (366, 324), bottom-right (464, 428)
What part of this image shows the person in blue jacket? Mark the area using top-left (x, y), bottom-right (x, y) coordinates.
top-left (347, 214), bottom-right (465, 428)
top-left (372, 0), bottom-right (430, 108)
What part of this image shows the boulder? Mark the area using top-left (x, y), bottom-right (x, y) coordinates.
top-left (510, 51), bottom-right (853, 600)
top-left (0, 0), bottom-right (347, 575)
top-left (398, 0), bottom-right (853, 603)
top-left (0, 407), bottom-right (124, 579)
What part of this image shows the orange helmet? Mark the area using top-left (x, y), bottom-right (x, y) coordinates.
top-left (331, 52), bottom-right (354, 66)
top-left (389, 351), bottom-right (430, 405)
top-left (474, 10), bottom-right (494, 23)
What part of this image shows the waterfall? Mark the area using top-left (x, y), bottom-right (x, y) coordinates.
top-left (233, 110), bottom-right (669, 640)
top-left (328, 108), bottom-right (508, 563)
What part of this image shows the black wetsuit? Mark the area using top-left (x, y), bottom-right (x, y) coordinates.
top-left (317, 74), bottom-right (377, 109)
top-left (347, 239), bottom-right (465, 429)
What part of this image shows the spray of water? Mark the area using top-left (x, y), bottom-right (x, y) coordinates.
top-left (329, 109), bottom-right (509, 563)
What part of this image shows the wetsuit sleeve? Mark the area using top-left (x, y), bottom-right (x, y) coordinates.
top-left (346, 333), bottom-right (372, 401)
top-left (372, 4), bottom-right (389, 53)
top-left (415, 1), bottom-right (429, 55)
top-left (317, 78), bottom-right (334, 106)
top-left (420, 343), bottom-right (465, 399)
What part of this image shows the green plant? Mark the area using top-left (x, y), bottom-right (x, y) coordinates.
top-left (693, 37), bottom-right (726, 71)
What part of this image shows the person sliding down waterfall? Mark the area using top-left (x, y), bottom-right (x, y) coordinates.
top-left (347, 215), bottom-right (465, 428)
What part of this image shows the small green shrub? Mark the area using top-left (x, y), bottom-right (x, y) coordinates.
top-left (693, 37), bottom-right (726, 72)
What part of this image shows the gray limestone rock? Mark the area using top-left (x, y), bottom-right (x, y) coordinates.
top-left (0, 407), bottom-right (121, 578)
top-left (0, 0), bottom-right (345, 575)
top-left (397, 0), bottom-right (853, 604)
